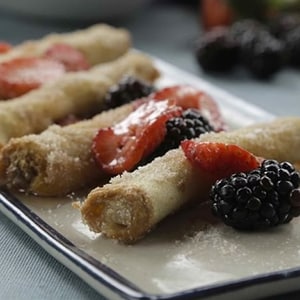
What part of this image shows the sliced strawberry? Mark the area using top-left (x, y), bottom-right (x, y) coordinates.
top-left (181, 141), bottom-right (260, 181)
top-left (0, 42), bottom-right (12, 54)
top-left (93, 100), bottom-right (182, 174)
top-left (0, 57), bottom-right (66, 99)
top-left (152, 85), bottom-right (226, 131)
top-left (43, 43), bottom-right (90, 71)
top-left (201, 0), bottom-right (234, 30)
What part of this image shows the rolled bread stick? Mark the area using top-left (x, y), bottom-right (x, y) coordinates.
top-left (80, 117), bottom-right (300, 243)
top-left (0, 51), bottom-right (159, 147)
top-left (0, 103), bottom-right (134, 196)
top-left (0, 24), bottom-right (131, 65)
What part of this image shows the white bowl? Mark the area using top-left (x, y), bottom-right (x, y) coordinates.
top-left (0, 0), bottom-right (152, 21)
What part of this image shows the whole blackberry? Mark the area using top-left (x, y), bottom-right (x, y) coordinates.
top-left (195, 27), bottom-right (239, 72)
top-left (148, 109), bottom-right (214, 160)
top-left (211, 159), bottom-right (300, 230)
top-left (104, 76), bottom-right (154, 109)
top-left (238, 30), bottom-right (285, 79)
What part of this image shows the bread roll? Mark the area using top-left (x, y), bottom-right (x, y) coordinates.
top-left (0, 103), bottom-right (134, 196)
top-left (0, 24), bottom-right (131, 65)
top-left (0, 51), bottom-right (159, 147)
top-left (80, 117), bottom-right (300, 243)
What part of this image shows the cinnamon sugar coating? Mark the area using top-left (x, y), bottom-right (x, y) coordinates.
top-left (0, 52), bottom-right (159, 195)
top-left (80, 117), bottom-right (300, 243)
top-left (0, 51), bottom-right (159, 148)
top-left (0, 24), bottom-right (131, 66)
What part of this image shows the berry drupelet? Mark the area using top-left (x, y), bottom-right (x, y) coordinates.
top-left (210, 159), bottom-right (300, 230)
top-left (104, 76), bottom-right (155, 109)
top-left (195, 26), bottom-right (239, 72)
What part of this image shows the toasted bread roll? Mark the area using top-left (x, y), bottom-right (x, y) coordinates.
top-left (0, 103), bottom-right (134, 196)
top-left (199, 118), bottom-right (300, 163)
top-left (0, 51), bottom-right (159, 147)
top-left (0, 24), bottom-right (131, 65)
top-left (80, 117), bottom-right (300, 243)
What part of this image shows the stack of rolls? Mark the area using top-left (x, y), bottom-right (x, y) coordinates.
top-left (0, 51), bottom-right (159, 147)
top-left (0, 23), bottom-right (159, 194)
top-left (1, 24), bottom-right (300, 246)
top-left (79, 117), bottom-right (300, 243)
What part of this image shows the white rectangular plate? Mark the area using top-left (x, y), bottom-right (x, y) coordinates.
top-left (2, 58), bottom-right (299, 300)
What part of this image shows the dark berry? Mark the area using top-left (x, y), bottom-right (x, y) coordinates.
top-left (210, 159), bottom-right (300, 230)
top-left (195, 26), bottom-right (239, 72)
top-left (104, 76), bottom-right (154, 109)
top-left (228, 19), bottom-right (287, 79)
top-left (157, 109), bottom-right (214, 155)
top-left (238, 30), bottom-right (285, 79)
top-left (142, 109), bottom-right (215, 165)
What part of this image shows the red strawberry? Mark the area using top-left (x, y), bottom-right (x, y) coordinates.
top-left (0, 42), bottom-right (12, 54)
top-left (152, 85), bottom-right (225, 131)
top-left (201, 0), bottom-right (234, 30)
top-left (181, 140), bottom-right (260, 181)
top-left (0, 57), bottom-right (66, 99)
top-left (93, 100), bottom-right (182, 174)
top-left (43, 43), bottom-right (90, 71)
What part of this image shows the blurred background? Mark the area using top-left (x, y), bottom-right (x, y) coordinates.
top-left (0, 0), bottom-right (299, 115)
top-left (0, 1), bottom-right (299, 300)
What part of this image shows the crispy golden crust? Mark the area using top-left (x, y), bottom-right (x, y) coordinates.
top-left (80, 117), bottom-right (300, 243)
top-left (0, 24), bottom-right (131, 65)
top-left (0, 104), bottom-right (134, 196)
top-left (81, 149), bottom-right (210, 243)
top-left (0, 51), bottom-right (159, 147)
top-left (81, 185), bottom-right (153, 243)
top-left (199, 116), bottom-right (300, 162)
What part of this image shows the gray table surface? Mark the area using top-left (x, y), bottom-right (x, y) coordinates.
top-left (0, 1), bottom-right (299, 299)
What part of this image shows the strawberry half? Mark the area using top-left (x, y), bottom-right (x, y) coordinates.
top-left (181, 140), bottom-right (260, 182)
top-left (0, 57), bottom-right (66, 99)
top-left (93, 100), bottom-right (182, 174)
top-left (152, 85), bottom-right (225, 131)
top-left (43, 43), bottom-right (90, 71)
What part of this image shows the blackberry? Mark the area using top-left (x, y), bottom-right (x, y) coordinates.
top-left (148, 109), bottom-right (214, 160)
top-left (164, 108), bottom-right (214, 148)
top-left (195, 27), bottom-right (239, 72)
top-left (104, 76), bottom-right (154, 109)
top-left (229, 19), bottom-right (286, 79)
top-left (210, 159), bottom-right (300, 230)
top-left (239, 30), bottom-right (285, 79)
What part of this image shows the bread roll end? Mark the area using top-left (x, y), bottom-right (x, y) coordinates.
top-left (80, 184), bottom-right (153, 243)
